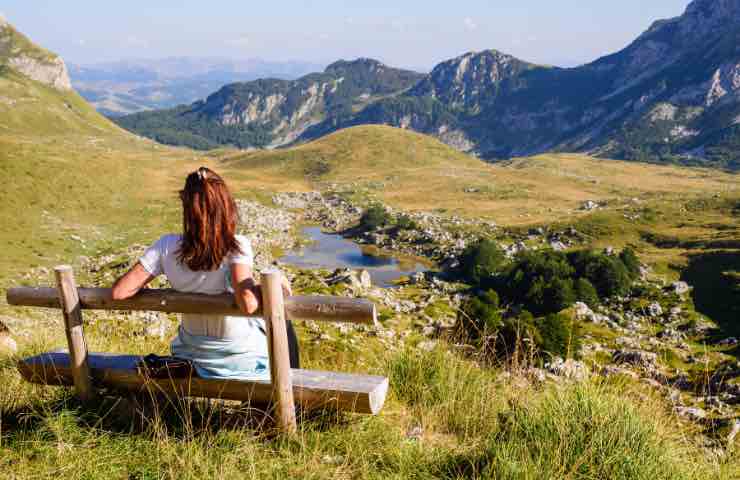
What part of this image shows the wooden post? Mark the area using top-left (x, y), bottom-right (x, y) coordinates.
top-left (260, 268), bottom-right (297, 433)
top-left (54, 266), bottom-right (95, 403)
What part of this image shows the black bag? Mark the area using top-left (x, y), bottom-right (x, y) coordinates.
top-left (137, 354), bottom-right (196, 379)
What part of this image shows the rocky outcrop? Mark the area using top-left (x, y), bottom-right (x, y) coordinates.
top-left (7, 55), bottom-right (72, 91)
top-left (0, 21), bottom-right (72, 91)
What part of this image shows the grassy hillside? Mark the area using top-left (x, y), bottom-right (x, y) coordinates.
top-left (0, 68), bottom-right (202, 284)
top-left (221, 125), bottom-right (738, 224)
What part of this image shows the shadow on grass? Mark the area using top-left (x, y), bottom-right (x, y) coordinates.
top-left (681, 251), bottom-right (740, 347)
top-left (1, 391), bottom-right (354, 440)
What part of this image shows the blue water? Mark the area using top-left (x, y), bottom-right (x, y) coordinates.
top-left (280, 227), bottom-right (428, 288)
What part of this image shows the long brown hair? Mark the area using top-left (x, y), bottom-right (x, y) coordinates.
top-left (178, 167), bottom-right (241, 271)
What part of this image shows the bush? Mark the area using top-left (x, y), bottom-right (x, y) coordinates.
top-left (575, 278), bottom-right (599, 307)
top-left (360, 204), bottom-right (390, 230)
top-left (503, 251), bottom-right (576, 315)
top-left (456, 289), bottom-right (502, 341)
top-left (620, 247), bottom-right (641, 279)
top-left (535, 313), bottom-right (581, 358)
top-left (395, 214), bottom-right (419, 230)
top-left (569, 250), bottom-right (632, 298)
top-left (495, 311), bottom-right (539, 359)
top-left (459, 239), bottom-right (506, 285)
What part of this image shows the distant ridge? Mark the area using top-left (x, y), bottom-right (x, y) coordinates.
top-left (116, 0), bottom-right (740, 170)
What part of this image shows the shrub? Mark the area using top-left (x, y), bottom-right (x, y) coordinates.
top-left (495, 311), bottom-right (539, 360)
top-left (395, 214), bottom-right (419, 230)
top-left (535, 313), bottom-right (581, 358)
top-left (456, 289), bottom-right (502, 341)
top-left (503, 251), bottom-right (576, 315)
top-left (360, 204), bottom-right (390, 230)
top-left (569, 250), bottom-right (632, 298)
top-left (459, 239), bottom-right (506, 285)
top-left (575, 278), bottom-right (599, 307)
top-left (620, 247), bottom-right (641, 279)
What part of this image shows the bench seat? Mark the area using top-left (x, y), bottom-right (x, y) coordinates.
top-left (19, 351), bottom-right (389, 415)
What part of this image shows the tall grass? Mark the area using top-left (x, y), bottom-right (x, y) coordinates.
top-left (1, 334), bottom-right (736, 478)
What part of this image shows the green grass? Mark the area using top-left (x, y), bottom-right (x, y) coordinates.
top-left (2, 345), bottom-right (734, 479)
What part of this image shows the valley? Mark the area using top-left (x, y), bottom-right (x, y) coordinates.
top-left (1, 4), bottom-right (739, 479)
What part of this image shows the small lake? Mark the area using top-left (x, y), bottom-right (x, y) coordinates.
top-left (279, 226), bottom-right (429, 288)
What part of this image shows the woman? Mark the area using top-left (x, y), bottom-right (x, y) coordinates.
top-left (111, 166), bottom-right (298, 380)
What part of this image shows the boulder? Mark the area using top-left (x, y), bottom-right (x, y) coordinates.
top-left (545, 357), bottom-right (589, 381)
top-left (647, 302), bottom-right (663, 317)
top-left (0, 321), bottom-right (17, 355)
top-left (671, 281), bottom-right (690, 295)
top-left (613, 349), bottom-right (658, 369)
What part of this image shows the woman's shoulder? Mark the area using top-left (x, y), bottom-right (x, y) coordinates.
top-left (149, 234), bottom-right (183, 252)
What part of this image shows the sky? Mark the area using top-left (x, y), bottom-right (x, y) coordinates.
top-left (1, 1), bottom-right (693, 70)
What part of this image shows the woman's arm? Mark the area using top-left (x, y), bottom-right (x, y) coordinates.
top-left (112, 262), bottom-right (157, 300)
top-left (231, 264), bottom-right (293, 316)
top-left (231, 263), bottom-right (261, 315)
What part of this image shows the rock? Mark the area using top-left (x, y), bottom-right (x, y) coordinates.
top-left (545, 357), bottom-right (589, 381)
top-left (674, 406), bottom-right (707, 422)
top-left (718, 337), bottom-right (739, 347)
top-left (405, 424), bottom-right (424, 441)
top-left (727, 420), bottom-right (740, 444)
top-left (581, 200), bottom-right (599, 211)
top-left (671, 281), bottom-right (690, 295)
top-left (549, 240), bottom-right (567, 251)
top-left (613, 349), bottom-right (658, 369)
top-left (600, 365), bottom-right (639, 379)
top-left (573, 302), bottom-right (593, 320)
top-left (0, 321), bottom-right (18, 354)
top-left (358, 269), bottom-right (372, 289)
top-left (647, 302), bottom-right (663, 317)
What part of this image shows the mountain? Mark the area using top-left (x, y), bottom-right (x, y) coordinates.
top-left (114, 0), bottom-right (740, 170)
top-left (0, 19), bottom-right (122, 136)
top-left (70, 57), bottom-right (323, 116)
top-left (336, 0), bottom-right (740, 169)
top-left (113, 58), bottom-right (424, 149)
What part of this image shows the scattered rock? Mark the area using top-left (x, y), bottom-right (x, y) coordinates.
top-left (674, 406), bottom-right (707, 422)
top-left (613, 349), bottom-right (658, 369)
top-left (671, 281), bottom-right (690, 296)
top-left (545, 357), bottom-right (589, 381)
top-left (0, 321), bottom-right (17, 354)
top-left (647, 302), bottom-right (663, 318)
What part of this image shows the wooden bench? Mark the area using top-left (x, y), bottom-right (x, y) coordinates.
top-left (7, 266), bottom-right (389, 432)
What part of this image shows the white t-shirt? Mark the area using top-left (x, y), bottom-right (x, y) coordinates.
top-left (139, 234), bottom-right (260, 339)
top-left (139, 234), bottom-right (254, 295)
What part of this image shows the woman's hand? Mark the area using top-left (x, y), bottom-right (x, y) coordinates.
top-left (281, 275), bottom-right (293, 297)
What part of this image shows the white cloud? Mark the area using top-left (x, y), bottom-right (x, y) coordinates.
top-left (464, 17), bottom-right (477, 31)
top-left (527, 35), bottom-right (538, 42)
top-left (77, 39), bottom-right (86, 46)
top-left (317, 33), bottom-right (330, 41)
top-left (227, 36), bottom-right (250, 47)
top-left (124, 35), bottom-right (149, 48)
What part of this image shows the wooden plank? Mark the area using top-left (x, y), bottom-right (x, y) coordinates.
top-left (18, 352), bottom-right (389, 415)
top-left (261, 269), bottom-right (297, 433)
top-left (54, 266), bottom-right (95, 403)
top-left (7, 287), bottom-right (377, 326)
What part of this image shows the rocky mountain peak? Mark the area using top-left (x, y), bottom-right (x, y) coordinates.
top-left (411, 49), bottom-right (536, 112)
top-left (0, 21), bottom-right (72, 91)
top-left (325, 58), bottom-right (387, 74)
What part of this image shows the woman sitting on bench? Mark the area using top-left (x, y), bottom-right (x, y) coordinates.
top-left (111, 167), bottom-right (298, 380)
